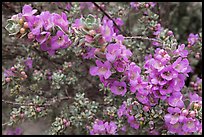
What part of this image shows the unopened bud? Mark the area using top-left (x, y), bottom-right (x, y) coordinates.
top-left (21, 71), bottom-right (26, 76)
top-left (5, 77), bottom-right (11, 82)
top-left (182, 109), bottom-right (188, 116)
top-left (189, 111), bottom-right (196, 117)
top-left (23, 22), bottom-right (29, 29)
top-left (20, 28), bottom-right (26, 34)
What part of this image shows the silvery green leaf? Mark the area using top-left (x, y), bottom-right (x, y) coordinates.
top-left (5, 21), bottom-right (21, 35)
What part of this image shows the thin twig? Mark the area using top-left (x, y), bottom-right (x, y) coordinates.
top-left (124, 36), bottom-right (162, 43)
top-left (92, 2), bottom-right (129, 37)
top-left (2, 96), bottom-right (71, 107)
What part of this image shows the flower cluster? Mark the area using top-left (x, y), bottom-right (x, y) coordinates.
top-left (7, 5), bottom-right (72, 56)
top-left (164, 92), bottom-right (202, 135)
top-left (130, 2), bottom-right (156, 11)
top-left (143, 45), bottom-right (191, 106)
top-left (89, 119), bottom-right (117, 135)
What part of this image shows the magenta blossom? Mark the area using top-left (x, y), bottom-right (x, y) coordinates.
top-left (90, 60), bottom-right (112, 79)
top-left (36, 31), bottom-right (51, 44)
top-left (40, 11), bottom-right (54, 31)
top-left (22, 4), bottom-right (37, 18)
top-left (188, 33), bottom-right (199, 46)
top-left (174, 44), bottom-right (188, 58)
top-left (24, 57), bottom-right (33, 69)
top-left (53, 12), bottom-right (69, 32)
top-left (51, 30), bottom-right (71, 50)
top-left (110, 81), bottom-right (127, 96)
top-left (106, 43), bottom-right (122, 62)
top-left (27, 15), bottom-right (43, 35)
top-left (168, 92), bottom-right (184, 108)
top-left (172, 57), bottom-right (190, 73)
top-left (160, 65), bottom-right (178, 81)
top-left (127, 115), bottom-right (140, 129)
top-left (104, 121), bottom-right (117, 135)
top-left (100, 18), bottom-right (115, 42)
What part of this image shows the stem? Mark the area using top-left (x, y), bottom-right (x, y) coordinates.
top-left (2, 96), bottom-right (71, 107)
top-left (124, 36), bottom-right (162, 43)
top-left (92, 2), bottom-right (129, 37)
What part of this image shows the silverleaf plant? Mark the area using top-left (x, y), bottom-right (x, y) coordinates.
top-left (2, 2), bottom-right (202, 135)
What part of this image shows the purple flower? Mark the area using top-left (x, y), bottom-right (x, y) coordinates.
top-left (39, 11), bottom-right (54, 31)
top-left (136, 92), bottom-right (149, 104)
top-left (182, 118), bottom-right (199, 133)
top-left (104, 121), bottom-right (117, 135)
top-left (24, 57), bottom-right (33, 69)
top-left (126, 62), bottom-right (141, 82)
top-left (153, 23), bottom-right (162, 36)
top-left (100, 18), bottom-right (115, 42)
top-left (110, 81), bottom-right (127, 96)
top-left (174, 44), bottom-right (188, 58)
top-left (172, 57), bottom-right (189, 73)
top-left (36, 31), bottom-right (51, 44)
top-left (168, 92), bottom-right (184, 108)
top-left (188, 33), bottom-right (199, 46)
top-left (127, 115), bottom-right (140, 129)
top-left (51, 30), bottom-right (71, 50)
top-left (150, 70), bottom-right (167, 85)
top-left (27, 16), bottom-right (43, 35)
top-left (154, 48), bottom-right (171, 64)
top-left (113, 59), bottom-right (128, 72)
top-left (22, 5), bottom-right (37, 18)
top-left (72, 18), bottom-right (84, 29)
top-left (172, 74), bottom-right (185, 92)
top-left (114, 18), bottom-right (124, 34)
top-left (106, 43), bottom-right (122, 62)
top-left (82, 47), bottom-right (96, 59)
top-left (151, 59), bottom-right (165, 72)
top-left (4, 69), bottom-right (15, 77)
top-left (165, 107), bottom-right (182, 124)
top-left (90, 120), bottom-right (106, 135)
top-left (160, 65), bottom-right (178, 81)
top-left (189, 92), bottom-right (202, 103)
top-left (90, 60), bottom-right (112, 79)
top-left (117, 102), bottom-right (127, 118)
top-left (130, 77), bottom-right (148, 94)
top-left (53, 12), bottom-right (69, 32)
top-left (166, 122), bottom-right (182, 134)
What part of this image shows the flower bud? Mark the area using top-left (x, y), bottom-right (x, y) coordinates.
top-left (11, 67), bottom-right (16, 71)
top-left (198, 101), bottom-right (202, 106)
top-left (23, 22), bottom-right (29, 29)
top-left (36, 107), bottom-right (41, 112)
top-left (21, 71), bottom-right (26, 76)
top-left (189, 111), bottom-right (196, 117)
top-left (65, 121), bottom-right (70, 127)
top-left (20, 113), bottom-right (24, 118)
top-left (194, 103), bottom-right (199, 109)
top-left (143, 106), bottom-right (150, 112)
top-left (63, 119), bottom-right (67, 124)
top-left (20, 28), bottom-right (26, 34)
top-left (145, 4), bottom-right (149, 8)
top-left (28, 32), bottom-right (35, 40)
top-left (182, 109), bottom-right (188, 116)
top-left (167, 30), bottom-right (173, 36)
top-left (19, 18), bottom-right (24, 25)
top-left (190, 82), bottom-right (194, 87)
top-left (195, 53), bottom-right (200, 59)
top-left (5, 77), bottom-right (11, 82)
top-left (89, 30), bottom-right (96, 36)
top-left (24, 75), bottom-right (28, 79)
